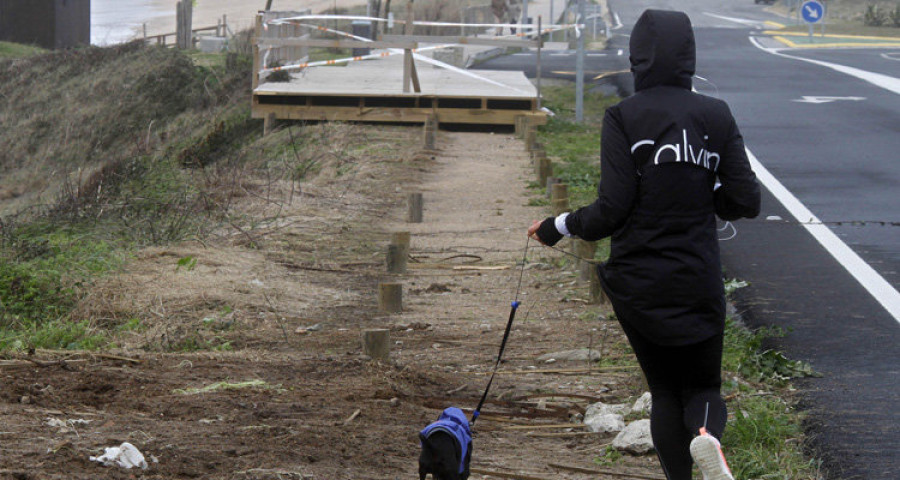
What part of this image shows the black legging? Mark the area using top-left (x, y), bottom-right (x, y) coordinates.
top-left (618, 319), bottom-right (727, 480)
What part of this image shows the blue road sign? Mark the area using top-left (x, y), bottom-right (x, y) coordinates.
top-left (801, 0), bottom-right (825, 24)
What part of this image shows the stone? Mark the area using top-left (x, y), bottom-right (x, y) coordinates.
top-left (613, 419), bottom-right (654, 455)
top-left (537, 348), bottom-right (602, 363)
top-left (585, 401), bottom-right (631, 417)
top-left (584, 413), bottom-right (624, 433)
top-left (632, 392), bottom-right (652, 414)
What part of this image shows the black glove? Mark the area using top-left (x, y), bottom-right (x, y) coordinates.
top-left (534, 216), bottom-right (564, 246)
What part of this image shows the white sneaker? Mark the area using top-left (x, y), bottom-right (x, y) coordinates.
top-left (690, 428), bottom-right (735, 480)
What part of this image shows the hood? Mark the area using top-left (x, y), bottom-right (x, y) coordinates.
top-left (629, 9), bottom-right (696, 92)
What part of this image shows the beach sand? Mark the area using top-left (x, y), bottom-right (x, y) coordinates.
top-left (142, 0), bottom-right (368, 38)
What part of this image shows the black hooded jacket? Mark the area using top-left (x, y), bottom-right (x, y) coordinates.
top-left (539, 10), bottom-right (760, 345)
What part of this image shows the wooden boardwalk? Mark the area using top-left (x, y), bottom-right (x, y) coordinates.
top-left (252, 54), bottom-right (547, 126)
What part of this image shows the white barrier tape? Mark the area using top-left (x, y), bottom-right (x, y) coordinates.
top-left (409, 52), bottom-right (532, 95)
top-left (266, 14), bottom-right (581, 32)
top-left (259, 43), bottom-right (457, 74)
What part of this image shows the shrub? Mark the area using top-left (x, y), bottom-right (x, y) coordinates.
top-left (864, 4), bottom-right (887, 26)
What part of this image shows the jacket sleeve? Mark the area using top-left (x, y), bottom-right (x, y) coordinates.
top-left (714, 110), bottom-right (761, 221)
top-left (564, 107), bottom-right (639, 241)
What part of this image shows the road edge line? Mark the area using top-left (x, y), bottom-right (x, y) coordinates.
top-left (744, 147), bottom-right (900, 323)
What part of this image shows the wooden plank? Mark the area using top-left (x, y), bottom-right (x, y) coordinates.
top-left (251, 103), bottom-right (548, 126)
top-left (409, 52), bottom-right (421, 93)
top-left (382, 34), bottom-right (537, 48)
top-left (255, 37), bottom-right (418, 50)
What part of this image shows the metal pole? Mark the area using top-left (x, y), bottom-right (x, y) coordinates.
top-left (523, 0), bottom-right (529, 30)
top-left (550, 0), bottom-right (554, 41)
top-left (575, 0), bottom-right (585, 123)
top-left (537, 16), bottom-right (542, 110)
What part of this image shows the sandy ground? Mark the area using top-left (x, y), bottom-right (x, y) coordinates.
top-left (0, 124), bottom-right (664, 479)
top-left (142, 0), bottom-right (369, 38)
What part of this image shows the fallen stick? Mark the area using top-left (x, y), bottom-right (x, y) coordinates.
top-left (503, 423), bottom-right (585, 430)
top-left (527, 432), bottom-right (607, 438)
top-left (461, 366), bottom-right (640, 375)
top-left (446, 384), bottom-right (467, 395)
top-left (343, 409), bottom-right (361, 425)
top-left (91, 353), bottom-right (142, 363)
top-left (469, 467), bottom-right (552, 480)
top-left (452, 265), bottom-right (510, 271)
top-left (548, 463), bottom-right (667, 480)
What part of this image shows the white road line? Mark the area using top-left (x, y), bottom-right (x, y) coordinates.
top-left (744, 36), bottom-right (900, 322)
top-left (550, 53), bottom-right (571, 57)
top-left (587, 53), bottom-right (607, 57)
top-left (703, 12), bottom-right (767, 29)
top-left (745, 148), bottom-right (900, 323)
top-left (750, 36), bottom-right (900, 95)
top-left (880, 52), bottom-right (900, 62)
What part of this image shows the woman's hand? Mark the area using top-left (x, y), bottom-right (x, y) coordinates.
top-left (528, 220), bottom-right (547, 246)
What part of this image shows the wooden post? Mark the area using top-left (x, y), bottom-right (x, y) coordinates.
top-left (253, 15), bottom-right (262, 89)
top-left (576, 240), bottom-right (596, 281)
top-left (545, 176), bottom-right (558, 198)
top-left (378, 283), bottom-right (403, 312)
top-left (176, 2), bottom-right (184, 48)
top-left (589, 266), bottom-right (607, 305)
top-left (537, 157), bottom-right (552, 188)
top-left (264, 112), bottom-right (277, 135)
top-left (515, 116), bottom-right (526, 138)
top-left (362, 329), bottom-right (390, 361)
top-left (524, 124), bottom-right (537, 151)
top-left (423, 116), bottom-right (436, 150)
top-left (387, 244), bottom-right (407, 273)
top-left (389, 231), bottom-right (410, 274)
top-left (404, 0), bottom-right (414, 35)
top-left (407, 193), bottom-right (423, 223)
top-left (551, 183), bottom-right (569, 216)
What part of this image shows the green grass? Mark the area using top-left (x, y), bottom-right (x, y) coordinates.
top-left (536, 86), bottom-right (618, 209)
top-left (723, 395), bottom-right (820, 479)
top-left (720, 318), bottom-right (822, 478)
top-left (0, 41), bottom-right (46, 59)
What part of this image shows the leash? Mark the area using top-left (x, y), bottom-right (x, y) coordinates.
top-left (470, 236), bottom-right (531, 426)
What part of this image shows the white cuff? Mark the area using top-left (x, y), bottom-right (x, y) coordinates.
top-left (555, 213), bottom-right (573, 238)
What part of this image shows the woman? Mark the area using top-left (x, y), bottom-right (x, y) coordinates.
top-left (528, 9), bottom-right (760, 480)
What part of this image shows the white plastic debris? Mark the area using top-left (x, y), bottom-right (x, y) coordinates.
top-left (89, 442), bottom-right (148, 470)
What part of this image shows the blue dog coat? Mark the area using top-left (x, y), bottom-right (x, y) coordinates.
top-left (420, 407), bottom-right (472, 474)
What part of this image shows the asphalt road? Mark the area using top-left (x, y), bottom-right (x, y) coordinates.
top-left (480, 0), bottom-right (900, 478)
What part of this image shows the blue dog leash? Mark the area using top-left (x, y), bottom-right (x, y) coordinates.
top-left (470, 236), bottom-right (530, 426)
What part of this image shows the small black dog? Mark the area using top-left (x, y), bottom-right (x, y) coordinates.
top-left (418, 407), bottom-right (472, 480)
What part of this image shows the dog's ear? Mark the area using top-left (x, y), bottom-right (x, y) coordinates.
top-left (419, 432), bottom-right (431, 447)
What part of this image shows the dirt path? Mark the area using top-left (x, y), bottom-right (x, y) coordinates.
top-left (0, 126), bottom-right (662, 479)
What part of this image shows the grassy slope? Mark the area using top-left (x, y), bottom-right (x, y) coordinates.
top-left (0, 43), bottom-right (261, 349)
top-left (0, 41), bottom-right (46, 59)
top-left (536, 85), bottom-right (821, 478)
